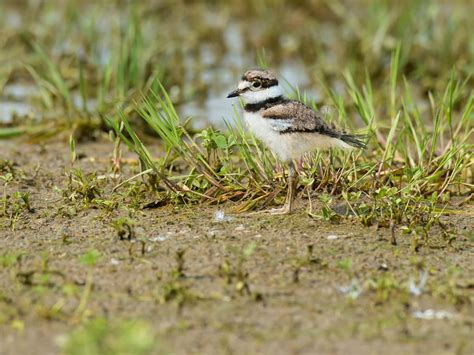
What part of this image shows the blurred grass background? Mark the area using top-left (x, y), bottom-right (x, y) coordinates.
top-left (1, 0), bottom-right (472, 128)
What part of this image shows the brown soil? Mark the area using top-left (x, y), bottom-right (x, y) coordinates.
top-left (0, 139), bottom-right (473, 355)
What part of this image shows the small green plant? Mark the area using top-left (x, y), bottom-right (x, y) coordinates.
top-left (0, 251), bottom-right (23, 268)
top-left (174, 249), bottom-right (186, 278)
top-left (0, 173), bottom-right (34, 229)
top-left (158, 279), bottom-right (194, 306)
top-left (0, 173), bottom-right (13, 216)
top-left (79, 250), bottom-right (101, 267)
top-left (110, 217), bottom-right (136, 241)
top-left (63, 318), bottom-right (155, 355)
top-left (0, 160), bottom-right (16, 175)
top-left (155, 249), bottom-right (203, 310)
top-left (309, 194), bottom-right (340, 222)
top-left (74, 250), bottom-right (101, 321)
top-left (336, 258), bottom-right (354, 277)
top-left (366, 274), bottom-right (402, 304)
top-left (15, 254), bottom-right (65, 289)
top-left (290, 244), bottom-right (326, 283)
top-left (218, 242), bottom-right (260, 298)
top-left (7, 191), bottom-right (33, 229)
top-left (64, 170), bottom-right (101, 204)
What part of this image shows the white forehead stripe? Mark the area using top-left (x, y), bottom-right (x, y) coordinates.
top-left (238, 81), bottom-right (251, 90)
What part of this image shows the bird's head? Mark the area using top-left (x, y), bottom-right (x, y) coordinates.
top-left (227, 69), bottom-right (283, 104)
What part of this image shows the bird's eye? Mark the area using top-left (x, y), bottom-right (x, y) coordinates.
top-left (252, 81), bottom-right (262, 89)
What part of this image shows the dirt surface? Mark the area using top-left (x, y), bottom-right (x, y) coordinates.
top-left (1, 139), bottom-right (473, 355)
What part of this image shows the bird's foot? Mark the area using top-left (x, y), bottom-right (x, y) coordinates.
top-left (250, 204), bottom-right (292, 215)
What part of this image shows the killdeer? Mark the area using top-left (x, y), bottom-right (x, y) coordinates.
top-left (227, 68), bottom-right (366, 214)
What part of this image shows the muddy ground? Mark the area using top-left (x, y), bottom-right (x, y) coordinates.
top-left (0, 139), bottom-right (473, 355)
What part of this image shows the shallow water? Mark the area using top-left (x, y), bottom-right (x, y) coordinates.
top-left (1, 2), bottom-right (470, 131)
top-left (0, 82), bottom-right (99, 123)
top-left (181, 64), bottom-right (321, 129)
top-left (0, 83), bottom-right (37, 122)
top-left (0, 101), bottom-right (34, 121)
top-left (0, 12), bottom-right (316, 126)
top-left (178, 23), bottom-right (316, 129)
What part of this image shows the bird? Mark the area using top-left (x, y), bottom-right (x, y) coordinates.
top-left (227, 68), bottom-right (366, 215)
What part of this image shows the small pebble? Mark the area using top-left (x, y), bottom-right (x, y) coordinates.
top-left (214, 209), bottom-right (233, 222)
top-left (150, 235), bottom-right (168, 242)
top-left (412, 309), bottom-right (454, 320)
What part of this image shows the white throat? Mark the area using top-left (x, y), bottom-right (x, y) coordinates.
top-left (240, 83), bottom-right (283, 104)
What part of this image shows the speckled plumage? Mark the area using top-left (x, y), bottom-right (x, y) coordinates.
top-left (241, 69), bottom-right (278, 88)
top-left (232, 69), bottom-right (365, 161)
top-left (230, 69), bottom-right (366, 155)
top-left (261, 100), bottom-right (337, 135)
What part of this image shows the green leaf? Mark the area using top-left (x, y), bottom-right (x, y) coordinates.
top-left (79, 250), bottom-right (101, 266)
top-left (213, 134), bottom-right (227, 150)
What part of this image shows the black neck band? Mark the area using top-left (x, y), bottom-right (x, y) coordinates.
top-left (244, 96), bottom-right (286, 112)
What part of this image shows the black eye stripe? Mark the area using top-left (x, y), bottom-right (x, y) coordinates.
top-left (247, 79), bottom-right (278, 88)
top-left (262, 79), bottom-right (278, 88)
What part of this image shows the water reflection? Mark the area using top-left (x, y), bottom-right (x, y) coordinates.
top-left (178, 23), bottom-right (317, 129)
top-left (0, 83), bottom-right (37, 122)
top-left (0, 3), bottom-right (325, 126)
top-left (0, 101), bottom-right (34, 121)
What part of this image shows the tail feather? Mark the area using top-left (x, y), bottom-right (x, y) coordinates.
top-left (339, 134), bottom-right (367, 149)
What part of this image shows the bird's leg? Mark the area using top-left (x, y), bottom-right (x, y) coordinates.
top-left (251, 161), bottom-right (297, 215)
top-left (278, 160), bottom-right (297, 214)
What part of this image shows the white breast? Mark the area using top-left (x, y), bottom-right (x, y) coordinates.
top-left (244, 112), bottom-right (289, 158)
top-left (244, 111), bottom-right (350, 162)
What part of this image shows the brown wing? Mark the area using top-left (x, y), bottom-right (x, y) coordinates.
top-left (261, 100), bottom-right (339, 137)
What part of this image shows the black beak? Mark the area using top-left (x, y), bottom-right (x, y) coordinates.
top-left (226, 89), bottom-right (240, 98)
